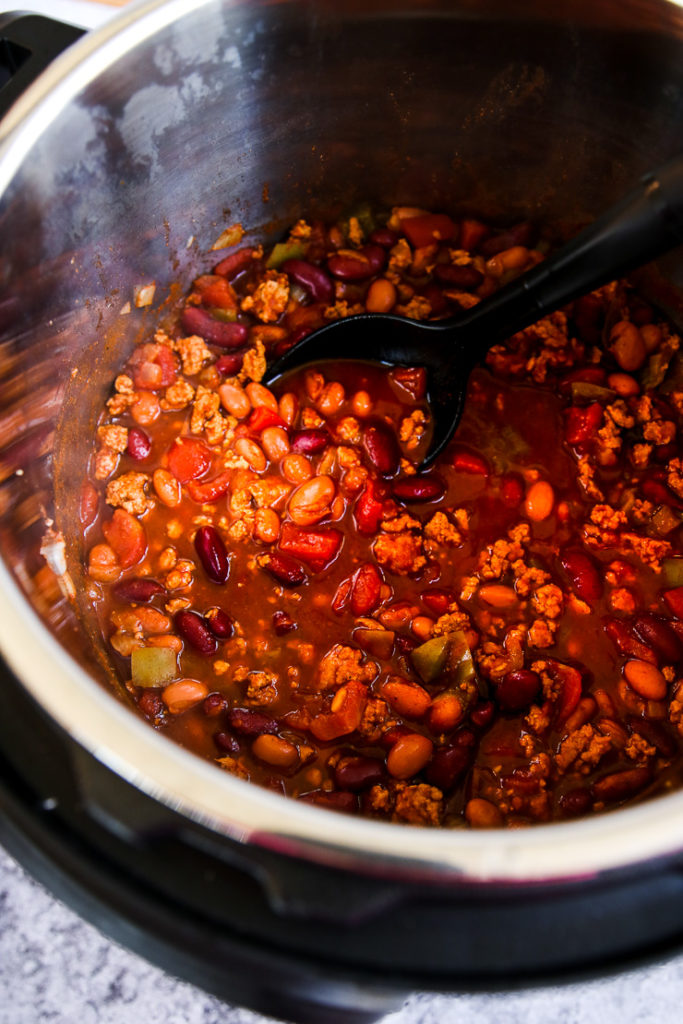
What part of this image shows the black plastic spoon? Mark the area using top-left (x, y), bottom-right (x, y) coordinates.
top-left (264, 155), bottom-right (683, 467)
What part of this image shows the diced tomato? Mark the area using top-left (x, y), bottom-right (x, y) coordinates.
top-left (246, 406), bottom-right (288, 433)
top-left (452, 448), bottom-right (489, 476)
top-left (102, 509), bottom-right (146, 569)
top-left (663, 586), bottom-right (683, 619)
top-left (331, 576), bottom-right (353, 614)
top-left (642, 475), bottom-right (683, 511)
top-left (279, 521), bottom-right (343, 571)
top-left (354, 478), bottom-right (388, 535)
top-left (401, 213), bottom-right (457, 249)
top-left (308, 681), bottom-right (368, 742)
top-left (565, 402), bottom-right (603, 447)
top-left (459, 218), bottom-right (490, 252)
top-left (187, 471), bottom-right (232, 503)
top-left (350, 563), bottom-right (383, 616)
top-left (499, 472), bottom-right (524, 508)
top-left (389, 365), bottom-right (427, 400)
top-left (167, 437), bottom-right (212, 483)
top-left (603, 618), bottom-right (658, 664)
top-left (127, 342), bottom-right (179, 390)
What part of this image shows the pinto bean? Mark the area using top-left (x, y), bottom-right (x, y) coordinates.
top-left (623, 659), bottom-right (668, 701)
top-left (252, 734), bottom-right (299, 769)
top-left (465, 797), bottom-right (504, 828)
top-left (234, 437), bottom-right (267, 472)
top-left (282, 453), bottom-right (313, 484)
top-left (261, 426), bottom-right (290, 461)
top-left (525, 480), bottom-right (554, 522)
top-left (386, 733), bottom-right (433, 779)
top-left (219, 381), bottom-right (251, 419)
top-left (153, 468), bottom-right (181, 507)
top-left (246, 382), bottom-right (278, 411)
top-left (288, 475), bottom-right (336, 525)
top-left (162, 678), bottom-right (210, 714)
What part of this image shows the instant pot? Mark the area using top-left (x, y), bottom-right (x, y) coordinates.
top-left (3, 2), bottom-right (683, 1021)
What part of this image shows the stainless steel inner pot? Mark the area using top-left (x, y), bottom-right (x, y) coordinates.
top-left (2, 0), bottom-right (683, 885)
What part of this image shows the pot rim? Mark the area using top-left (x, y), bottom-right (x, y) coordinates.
top-left (2, 0), bottom-right (683, 885)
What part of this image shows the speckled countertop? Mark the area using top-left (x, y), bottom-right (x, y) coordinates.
top-left (3, 841), bottom-right (683, 1024)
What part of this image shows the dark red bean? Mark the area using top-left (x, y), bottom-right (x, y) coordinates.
top-left (215, 351), bottom-right (246, 375)
top-left (369, 227), bottom-right (399, 248)
top-left (560, 549), bottom-right (602, 603)
top-left (470, 700), bottom-right (495, 728)
top-left (559, 787), bottom-right (592, 819)
top-left (299, 790), bottom-right (358, 813)
top-left (421, 587), bottom-right (456, 616)
top-left (633, 614), bottom-right (683, 663)
top-left (290, 428), bottom-right (330, 454)
top-left (282, 259), bottom-right (334, 304)
top-left (604, 618), bottom-right (657, 664)
top-left (175, 609), bottom-right (218, 655)
top-left (392, 474), bottom-right (445, 503)
top-left (227, 708), bottom-right (279, 736)
top-left (180, 307), bottom-right (248, 348)
top-left (501, 768), bottom-right (541, 795)
top-left (214, 246), bottom-right (257, 279)
top-left (362, 244), bottom-right (387, 274)
top-left (194, 525), bottom-right (230, 585)
top-left (204, 606), bottom-right (234, 639)
top-left (265, 552), bottom-right (307, 587)
top-left (361, 421), bottom-right (400, 476)
top-left (333, 756), bottom-right (385, 791)
top-left (214, 731), bottom-right (240, 753)
top-left (479, 221), bottom-right (535, 257)
top-left (425, 744), bottom-right (471, 791)
top-left (378, 724), bottom-right (411, 750)
top-left (433, 264), bottom-right (484, 289)
top-left (395, 635), bottom-right (418, 656)
top-left (626, 716), bottom-right (677, 758)
top-left (327, 245), bottom-right (385, 281)
top-left (113, 577), bottom-right (165, 603)
top-left (592, 767), bottom-right (652, 802)
top-left (500, 472), bottom-right (524, 508)
top-left (496, 670), bottom-right (541, 712)
top-left (272, 610), bottom-right (296, 635)
top-left (203, 692), bottom-right (228, 717)
top-left (127, 427), bottom-right (152, 460)
top-left (138, 690), bottom-right (165, 719)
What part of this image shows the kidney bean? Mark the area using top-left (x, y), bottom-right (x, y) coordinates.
top-left (386, 733), bottom-right (433, 779)
top-left (138, 690), bottom-right (165, 720)
top-left (479, 221), bottom-right (535, 257)
top-left (272, 610), bottom-right (296, 635)
top-left (592, 766), bottom-right (652, 803)
top-left (609, 320), bottom-right (646, 371)
top-left (433, 263), bottom-right (484, 289)
top-left (204, 606), bottom-right (234, 639)
top-left (604, 618), bottom-right (657, 664)
top-left (420, 587), bottom-right (455, 617)
top-left (288, 475), bottom-right (336, 526)
top-left (252, 734), bottom-right (299, 769)
top-left (369, 227), bottom-right (399, 248)
top-left (214, 351), bottom-right (245, 376)
top-left (560, 549), bottom-right (603, 602)
top-left (633, 614), bottom-right (682, 662)
top-left (227, 708), bottom-right (279, 736)
top-left (334, 755), bottom-right (385, 791)
top-left (350, 562), bottom-right (383, 615)
top-left (465, 797), bottom-right (504, 828)
top-left (525, 479), bottom-right (554, 522)
top-left (559, 787), bottom-right (592, 819)
top-left (282, 259), bottom-right (334, 304)
top-left (478, 584), bottom-right (518, 609)
top-left (264, 552), bottom-right (307, 587)
top-left (126, 427), bottom-right (151, 461)
top-left (214, 731), bottom-right (240, 753)
top-left (203, 692), bottom-right (228, 717)
top-left (194, 525), bottom-right (230, 584)
top-left (362, 421), bottom-right (400, 476)
top-left (381, 677), bottom-right (431, 719)
top-left (378, 724), bottom-right (411, 750)
top-left (392, 474), bottom-right (445, 503)
top-left (496, 670), bottom-right (541, 711)
top-left (626, 716), bottom-right (677, 758)
top-left (113, 577), bottom-right (165, 603)
top-left (427, 692), bottom-right (463, 733)
top-left (452, 449), bottom-right (489, 475)
top-left (180, 306), bottom-right (248, 347)
top-left (425, 744), bottom-right (471, 791)
top-left (470, 700), bottom-right (495, 728)
top-left (175, 609), bottom-right (218, 655)
top-left (623, 659), bottom-right (668, 701)
top-left (327, 249), bottom-right (375, 280)
top-left (300, 790), bottom-right (358, 813)
top-left (163, 678), bottom-right (210, 714)
top-left (290, 428), bottom-right (330, 455)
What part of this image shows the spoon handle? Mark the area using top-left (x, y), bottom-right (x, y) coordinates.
top-left (457, 153), bottom-right (683, 354)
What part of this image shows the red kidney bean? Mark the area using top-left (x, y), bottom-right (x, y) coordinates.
top-left (362, 244), bottom-right (387, 274)
top-left (350, 563), bottom-right (383, 616)
top-left (395, 635), bottom-right (418, 656)
top-left (127, 427), bottom-right (152, 460)
top-left (425, 744), bottom-right (472, 791)
top-left (592, 766), bottom-right (652, 803)
top-left (378, 724), bottom-right (411, 750)
top-left (194, 525), bottom-right (230, 585)
top-left (433, 264), bottom-right (484, 289)
top-left (626, 716), bottom-right (677, 758)
top-left (421, 587), bottom-right (455, 616)
top-left (633, 614), bottom-right (683, 662)
top-left (272, 610), bottom-right (296, 635)
top-left (290, 428), bottom-right (330, 454)
top-left (113, 577), bottom-right (165, 602)
top-left (604, 618), bottom-right (657, 664)
top-left (138, 690), bottom-right (165, 719)
top-left (560, 550), bottom-right (602, 602)
top-left (204, 606), bottom-right (234, 639)
top-left (361, 421), bottom-right (400, 476)
top-left (180, 307), bottom-right (248, 347)
top-left (282, 259), bottom-right (334, 304)
top-left (214, 731), bottom-right (240, 753)
top-left (203, 692), bottom-right (228, 717)
top-left (265, 552), bottom-right (307, 587)
top-left (175, 609), bottom-right (218, 655)
top-left (392, 474), bottom-right (445, 503)
top-left (227, 707), bottom-right (279, 736)
top-left (496, 670), bottom-right (541, 711)
top-left (215, 351), bottom-right (246, 375)
top-left (480, 221), bottom-right (535, 257)
top-left (369, 227), bottom-right (399, 248)
top-left (470, 700), bottom-right (495, 728)
top-left (327, 244), bottom-right (385, 281)
top-left (333, 755), bottom-right (385, 791)
top-left (300, 790), bottom-right (358, 813)
top-left (214, 246), bottom-right (257, 279)
top-left (559, 787), bottom-right (592, 819)
top-left (501, 767), bottom-right (541, 795)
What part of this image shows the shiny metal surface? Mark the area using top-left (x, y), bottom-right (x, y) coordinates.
top-left (2, 0), bottom-right (683, 882)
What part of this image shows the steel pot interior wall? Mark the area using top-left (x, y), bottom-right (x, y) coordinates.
top-left (2, 0), bottom-right (683, 873)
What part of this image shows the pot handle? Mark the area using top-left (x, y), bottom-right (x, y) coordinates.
top-left (0, 13), bottom-right (84, 121)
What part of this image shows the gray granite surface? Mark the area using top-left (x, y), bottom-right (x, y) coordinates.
top-left (2, 842), bottom-right (683, 1024)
